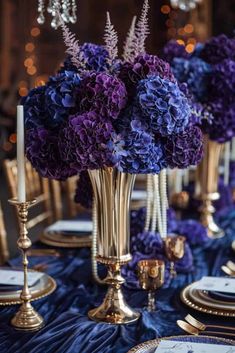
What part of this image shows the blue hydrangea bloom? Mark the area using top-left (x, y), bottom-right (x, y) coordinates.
top-left (172, 57), bottom-right (212, 101)
top-left (22, 85), bottom-right (48, 129)
top-left (118, 120), bottom-right (166, 174)
top-left (136, 75), bottom-right (190, 136)
top-left (45, 70), bottom-right (81, 127)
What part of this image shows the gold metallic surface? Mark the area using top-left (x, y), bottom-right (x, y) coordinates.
top-left (8, 199), bottom-right (44, 330)
top-left (170, 191), bottom-right (189, 210)
top-left (127, 335), bottom-right (235, 353)
top-left (164, 235), bottom-right (185, 277)
top-left (196, 135), bottom-right (224, 239)
top-left (177, 320), bottom-right (235, 337)
top-left (88, 168), bottom-right (140, 324)
top-left (181, 282), bottom-right (235, 317)
top-left (138, 259), bottom-right (165, 312)
top-left (185, 314), bottom-right (235, 332)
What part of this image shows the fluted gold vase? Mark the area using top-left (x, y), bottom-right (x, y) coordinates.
top-left (88, 167), bottom-right (140, 324)
top-left (196, 135), bottom-right (224, 239)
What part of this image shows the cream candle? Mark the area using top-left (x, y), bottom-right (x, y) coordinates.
top-left (17, 105), bottom-right (26, 202)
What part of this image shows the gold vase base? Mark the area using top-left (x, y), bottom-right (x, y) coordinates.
top-left (88, 304), bottom-right (140, 325)
top-left (11, 303), bottom-right (44, 331)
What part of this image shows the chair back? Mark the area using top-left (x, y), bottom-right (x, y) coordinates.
top-left (4, 159), bottom-right (53, 230)
top-left (0, 202), bottom-right (9, 264)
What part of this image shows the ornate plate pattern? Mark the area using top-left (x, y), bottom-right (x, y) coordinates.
top-left (181, 282), bottom-right (235, 317)
top-left (40, 231), bottom-right (92, 248)
top-left (127, 335), bottom-right (235, 353)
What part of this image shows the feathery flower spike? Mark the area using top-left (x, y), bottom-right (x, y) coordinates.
top-left (123, 16), bottom-right (138, 63)
top-left (61, 20), bottom-right (85, 69)
top-left (136, 0), bottom-right (150, 55)
top-left (104, 11), bottom-right (118, 66)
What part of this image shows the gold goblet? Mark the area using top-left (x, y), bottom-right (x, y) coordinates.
top-left (138, 259), bottom-right (165, 312)
top-left (164, 235), bottom-right (185, 278)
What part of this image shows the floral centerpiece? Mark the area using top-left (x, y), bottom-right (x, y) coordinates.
top-left (23, 0), bottom-right (203, 324)
top-left (163, 35), bottom-right (235, 238)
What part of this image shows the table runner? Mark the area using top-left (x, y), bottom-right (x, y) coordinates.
top-left (0, 209), bottom-right (234, 353)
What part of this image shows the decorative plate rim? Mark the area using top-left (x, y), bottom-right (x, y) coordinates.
top-left (127, 335), bottom-right (235, 353)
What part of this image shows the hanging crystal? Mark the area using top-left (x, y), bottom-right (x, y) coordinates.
top-left (37, 0), bottom-right (45, 24)
top-left (37, 0), bottom-right (77, 28)
top-left (170, 0), bottom-right (202, 12)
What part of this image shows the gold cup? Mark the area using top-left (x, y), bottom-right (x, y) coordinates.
top-left (138, 259), bottom-right (165, 312)
top-left (8, 198), bottom-right (44, 331)
top-left (88, 167), bottom-right (140, 324)
top-left (164, 235), bottom-right (185, 278)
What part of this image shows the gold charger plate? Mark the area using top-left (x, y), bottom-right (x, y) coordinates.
top-left (181, 282), bottom-right (235, 317)
top-left (0, 271), bottom-right (56, 306)
top-left (127, 335), bottom-right (235, 353)
top-left (40, 231), bottom-right (92, 248)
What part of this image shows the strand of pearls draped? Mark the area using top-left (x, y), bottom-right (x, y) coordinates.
top-left (144, 174), bottom-right (153, 231)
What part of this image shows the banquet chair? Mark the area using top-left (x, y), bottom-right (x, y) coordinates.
top-left (3, 159), bottom-right (54, 231)
top-left (0, 202), bottom-right (9, 264)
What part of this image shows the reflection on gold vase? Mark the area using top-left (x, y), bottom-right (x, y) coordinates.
top-left (196, 135), bottom-right (224, 239)
top-left (88, 167), bottom-right (140, 324)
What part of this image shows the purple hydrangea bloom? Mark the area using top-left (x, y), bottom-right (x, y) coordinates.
top-left (162, 40), bottom-right (189, 64)
top-left (131, 231), bottom-right (163, 255)
top-left (169, 219), bottom-right (208, 246)
top-left (78, 71), bottom-right (127, 119)
top-left (74, 172), bottom-right (93, 209)
top-left (22, 85), bottom-right (48, 129)
top-left (199, 34), bottom-right (235, 64)
top-left (44, 71), bottom-right (81, 128)
top-left (204, 101), bottom-right (235, 143)
top-left (26, 128), bottom-right (77, 180)
top-left (136, 75), bottom-right (190, 136)
top-left (59, 111), bottom-right (116, 171)
top-left (59, 43), bottom-right (110, 73)
top-left (118, 120), bottom-right (166, 174)
top-left (118, 53), bottom-right (175, 98)
top-left (172, 57), bottom-right (212, 101)
top-left (209, 59), bottom-right (235, 104)
top-left (165, 125), bottom-right (203, 168)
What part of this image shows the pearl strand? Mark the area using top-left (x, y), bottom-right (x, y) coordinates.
top-left (160, 169), bottom-right (168, 238)
top-left (144, 174), bottom-right (153, 231)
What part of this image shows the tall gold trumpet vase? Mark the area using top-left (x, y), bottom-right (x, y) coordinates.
top-left (88, 167), bottom-right (140, 324)
top-left (9, 199), bottom-right (44, 330)
top-left (196, 135), bottom-right (224, 239)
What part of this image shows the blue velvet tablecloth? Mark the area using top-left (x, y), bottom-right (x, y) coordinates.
top-left (1, 209), bottom-right (235, 353)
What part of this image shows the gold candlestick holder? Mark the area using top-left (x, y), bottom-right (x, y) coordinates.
top-left (8, 198), bottom-right (44, 331)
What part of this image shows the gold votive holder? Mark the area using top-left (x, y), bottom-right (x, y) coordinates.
top-left (164, 235), bottom-right (185, 278)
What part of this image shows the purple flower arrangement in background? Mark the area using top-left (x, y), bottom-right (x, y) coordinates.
top-left (24, 6), bottom-right (203, 181)
top-left (163, 34), bottom-right (235, 143)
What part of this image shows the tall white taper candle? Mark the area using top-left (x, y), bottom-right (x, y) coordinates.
top-left (17, 105), bottom-right (26, 202)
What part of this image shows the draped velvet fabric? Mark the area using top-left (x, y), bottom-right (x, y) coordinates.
top-left (0, 209), bottom-right (235, 353)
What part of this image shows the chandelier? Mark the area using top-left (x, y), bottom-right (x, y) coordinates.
top-left (170, 0), bottom-right (202, 11)
top-left (37, 0), bottom-right (77, 29)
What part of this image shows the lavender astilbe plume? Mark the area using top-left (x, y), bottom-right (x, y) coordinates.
top-left (61, 21), bottom-right (85, 70)
top-left (135, 0), bottom-right (150, 55)
top-left (104, 12), bottom-right (118, 67)
top-left (123, 16), bottom-right (138, 63)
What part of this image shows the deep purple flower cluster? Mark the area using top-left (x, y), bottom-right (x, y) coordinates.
top-left (209, 59), bottom-right (235, 104)
top-left (162, 40), bottom-right (189, 64)
top-left (163, 34), bottom-right (235, 143)
top-left (119, 53), bottom-right (175, 98)
top-left (165, 125), bottom-right (203, 168)
top-left (136, 75), bottom-right (190, 135)
top-left (24, 39), bottom-right (202, 178)
top-left (79, 71), bottom-right (127, 119)
top-left (199, 34), bottom-right (235, 64)
top-left (60, 111), bottom-right (116, 172)
top-left (26, 128), bottom-right (76, 180)
top-left (74, 171), bottom-right (93, 209)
